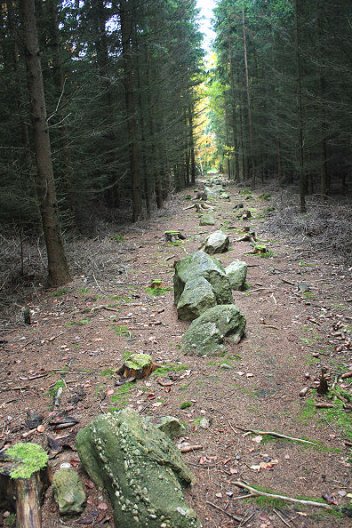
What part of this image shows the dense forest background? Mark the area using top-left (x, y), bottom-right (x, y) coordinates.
top-left (1, 0), bottom-right (352, 288)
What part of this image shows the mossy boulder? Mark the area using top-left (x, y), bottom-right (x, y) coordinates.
top-left (52, 468), bottom-right (86, 515)
top-left (174, 251), bottom-right (232, 306)
top-left (199, 213), bottom-right (215, 226)
top-left (76, 409), bottom-right (200, 528)
top-left (177, 277), bottom-right (217, 321)
top-left (202, 231), bottom-right (230, 255)
top-left (182, 304), bottom-right (246, 356)
top-left (157, 417), bottom-right (185, 439)
top-left (225, 260), bottom-right (248, 290)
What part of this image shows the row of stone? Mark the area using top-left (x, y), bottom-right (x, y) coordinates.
top-left (173, 250), bottom-right (247, 356)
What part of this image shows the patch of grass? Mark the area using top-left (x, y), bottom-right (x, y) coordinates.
top-left (51, 287), bottom-right (68, 297)
top-left (112, 233), bottom-right (124, 243)
top-left (299, 260), bottom-right (315, 268)
top-left (324, 396), bottom-right (352, 442)
top-left (305, 355), bottom-right (321, 366)
top-left (100, 368), bottom-right (117, 378)
top-left (232, 383), bottom-right (257, 398)
top-left (112, 324), bottom-right (131, 337)
top-left (4, 513), bottom-right (16, 527)
top-left (253, 495), bottom-right (288, 510)
top-left (95, 383), bottom-right (106, 399)
top-left (167, 240), bottom-right (184, 247)
top-left (298, 396), bottom-right (317, 424)
top-left (145, 286), bottom-right (172, 296)
top-left (152, 363), bottom-right (188, 377)
top-left (110, 383), bottom-right (135, 409)
top-left (303, 291), bottom-right (316, 300)
top-left (48, 379), bottom-right (65, 398)
top-left (65, 318), bottom-right (91, 327)
top-left (239, 188), bottom-right (253, 197)
top-left (79, 287), bottom-right (91, 295)
top-left (185, 195), bottom-right (192, 200)
top-left (180, 401), bottom-right (192, 409)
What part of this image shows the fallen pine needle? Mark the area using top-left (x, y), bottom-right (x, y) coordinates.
top-left (206, 501), bottom-right (243, 523)
top-left (233, 481), bottom-right (332, 510)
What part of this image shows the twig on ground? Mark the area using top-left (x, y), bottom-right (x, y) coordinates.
top-left (238, 512), bottom-right (255, 527)
top-left (236, 426), bottom-right (317, 445)
top-left (205, 501), bottom-right (243, 523)
top-left (179, 445), bottom-right (203, 453)
top-left (92, 272), bottom-right (105, 294)
top-left (49, 332), bottom-right (65, 342)
top-left (233, 481), bottom-right (332, 509)
top-left (273, 508), bottom-right (292, 527)
top-left (91, 305), bottom-right (119, 313)
top-left (280, 278), bottom-right (295, 286)
top-left (262, 324), bottom-right (280, 330)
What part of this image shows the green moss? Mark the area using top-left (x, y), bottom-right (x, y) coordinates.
top-left (124, 353), bottom-right (152, 370)
top-left (323, 398), bottom-right (352, 442)
top-left (145, 286), bottom-right (172, 296)
top-left (303, 291), bottom-right (315, 300)
top-left (253, 495), bottom-right (287, 510)
top-left (299, 396), bottom-right (317, 423)
top-left (239, 188), bottom-right (252, 196)
top-left (112, 324), bottom-right (131, 337)
top-left (79, 287), bottom-right (91, 295)
top-left (7, 443), bottom-right (48, 479)
top-left (299, 260), bottom-right (315, 268)
top-left (180, 401), bottom-right (192, 409)
top-left (110, 383), bottom-right (134, 409)
top-left (48, 379), bottom-right (65, 398)
top-left (260, 433), bottom-right (340, 453)
top-left (305, 355), bottom-right (321, 366)
top-left (152, 363), bottom-right (188, 377)
top-left (101, 368), bottom-right (117, 377)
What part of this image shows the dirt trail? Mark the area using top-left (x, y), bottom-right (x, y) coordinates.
top-left (1, 181), bottom-right (352, 528)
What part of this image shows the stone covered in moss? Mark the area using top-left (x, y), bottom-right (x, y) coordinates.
top-left (6, 443), bottom-right (48, 479)
top-left (225, 260), bottom-right (248, 290)
top-left (177, 276), bottom-right (217, 321)
top-left (52, 468), bottom-right (86, 515)
top-left (182, 304), bottom-right (246, 356)
top-left (157, 416), bottom-right (186, 439)
top-left (76, 409), bottom-right (201, 528)
top-left (199, 213), bottom-right (215, 226)
top-left (202, 231), bottom-right (229, 255)
top-left (174, 251), bottom-right (232, 306)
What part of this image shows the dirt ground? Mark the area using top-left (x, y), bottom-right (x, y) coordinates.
top-left (1, 180), bottom-right (352, 528)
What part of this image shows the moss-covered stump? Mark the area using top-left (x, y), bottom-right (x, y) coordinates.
top-left (182, 305), bottom-right (246, 356)
top-left (0, 443), bottom-right (49, 528)
top-left (76, 409), bottom-right (201, 528)
top-left (117, 353), bottom-right (157, 380)
top-left (52, 468), bottom-right (86, 515)
top-left (176, 277), bottom-right (217, 321)
top-left (225, 260), bottom-right (248, 290)
top-left (174, 251), bottom-right (232, 306)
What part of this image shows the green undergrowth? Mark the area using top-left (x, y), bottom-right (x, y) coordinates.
top-left (112, 233), bottom-right (124, 243)
top-left (300, 393), bottom-right (352, 447)
top-left (110, 382), bottom-right (135, 410)
top-left (100, 368), bottom-right (117, 378)
top-left (180, 401), bottom-right (192, 409)
top-left (50, 287), bottom-right (69, 297)
top-left (48, 379), bottom-right (65, 398)
top-left (152, 363), bottom-right (188, 377)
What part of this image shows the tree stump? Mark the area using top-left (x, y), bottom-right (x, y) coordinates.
top-left (117, 353), bottom-right (157, 381)
top-left (0, 443), bottom-right (49, 528)
top-left (164, 230), bottom-right (186, 242)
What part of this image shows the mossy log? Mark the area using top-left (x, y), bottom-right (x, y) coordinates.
top-left (0, 443), bottom-right (49, 528)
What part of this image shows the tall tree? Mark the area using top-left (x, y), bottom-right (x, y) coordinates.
top-left (21, 0), bottom-right (71, 286)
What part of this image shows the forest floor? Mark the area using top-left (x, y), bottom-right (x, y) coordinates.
top-left (1, 179), bottom-right (352, 528)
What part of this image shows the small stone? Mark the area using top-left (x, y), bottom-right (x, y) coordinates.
top-left (53, 468), bottom-right (86, 515)
top-left (157, 416), bottom-right (186, 439)
top-left (202, 231), bottom-right (230, 255)
top-left (199, 418), bottom-right (210, 429)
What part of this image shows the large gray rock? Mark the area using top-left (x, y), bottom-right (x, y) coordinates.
top-left (199, 213), bottom-right (215, 226)
top-left (177, 276), bottom-right (217, 321)
top-left (52, 468), bottom-right (86, 515)
top-left (76, 409), bottom-right (200, 528)
top-left (225, 260), bottom-right (248, 290)
top-left (174, 251), bottom-right (232, 306)
top-left (182, 305), bottom-right (246, 356)
top-left (202, 231), bottom-right (230, 255)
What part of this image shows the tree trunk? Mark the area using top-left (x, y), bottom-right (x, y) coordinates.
top-left (120, 0), bottom-right (142, 222)
top-left (294, 0), bottom-right (307, 213)
top-left (242, 8), bottom-right (255, 186)
top-left (21, 0), bottom-right (71, 287)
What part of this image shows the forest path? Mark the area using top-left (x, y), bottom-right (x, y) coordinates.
top-left (1, 179), bottom-right (352, 527)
